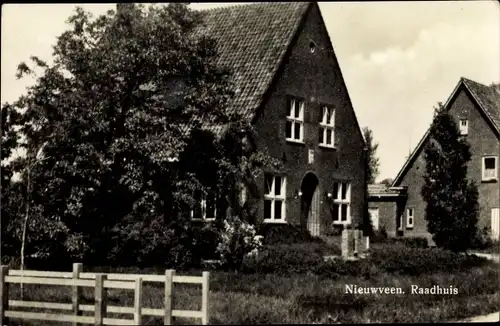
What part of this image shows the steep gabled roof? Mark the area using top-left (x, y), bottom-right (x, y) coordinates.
top-left (203, 2), bottom-right (311, 120)
top-left (187, 2), bottom-right (311, 134)
top-left (461, 78), bottom-right (500, 132)
top-left (393, 77), bottom-right (500, 186)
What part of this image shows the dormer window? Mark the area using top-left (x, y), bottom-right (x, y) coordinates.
top-left (319, 106), bottom-right (335, 148)
top-left (459, 119), bottom-right (468, 135)
top-left (286, 98), bottom-right (304, 143)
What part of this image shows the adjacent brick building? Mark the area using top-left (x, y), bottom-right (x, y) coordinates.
top-left (191, 2), bottom-right (366, 236)
top-left (369, 78), bottom-right (500, 241)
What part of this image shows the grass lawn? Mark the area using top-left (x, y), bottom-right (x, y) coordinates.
top-left (5, 242), bottom-right (500, 325)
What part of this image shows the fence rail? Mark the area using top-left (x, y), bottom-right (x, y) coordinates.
top-left (0, 263), bottom-right (210, 325)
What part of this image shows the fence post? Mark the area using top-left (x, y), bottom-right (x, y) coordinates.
top-left (0, 266), bottom-right (10, 326)
top-left (134, 277), bottom-right (143, 325)
top-left (94, 274), bottom-right (107, 326)
top-left (72, 263), bottom-right (83, 326)
top-left (201, 271), bottom-right (210, 325)
top-left (164, 269), bottom-right (175, 325)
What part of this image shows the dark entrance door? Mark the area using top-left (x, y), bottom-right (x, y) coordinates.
top-left (301, 173), bottom-right (320, 236)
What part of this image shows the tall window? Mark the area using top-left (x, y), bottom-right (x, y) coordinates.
top-left (459, 119), bottom-right (468, 135)
top-left (482, 156), bottom-right (498, 181)
top-left (264, 174), bottom-right (286, 222)
top-left (286, 98), bottom-right (304, 142)
top-left (191, 192), bottom-right (217, 221)
top-left (331, 182), bottom-right (351, 224)
top-left (319, 106), bottom-right (335, 147)
top-left (406, 208), bottom-right (414, 229)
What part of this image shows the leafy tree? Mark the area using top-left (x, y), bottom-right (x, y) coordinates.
top-left (362, 127), bottom-right (380, 184)
top-left (5, 3), bottom-right (280, 268)
top-left (420, 103), bottom-right (479, 252)
top-left (1, 103), bottom-right (22, 261)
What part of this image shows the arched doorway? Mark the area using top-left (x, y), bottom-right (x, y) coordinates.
top-left (301, 173), bottom-right (321, 236)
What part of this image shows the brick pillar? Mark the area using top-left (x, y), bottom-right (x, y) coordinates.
top-left (342, 228), bottom-right (354, 258)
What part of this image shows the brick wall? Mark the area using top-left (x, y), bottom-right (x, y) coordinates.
top-left (250, 4), bottom-right (366, 233)
top-left (397, 86), bottom-right (500, 238)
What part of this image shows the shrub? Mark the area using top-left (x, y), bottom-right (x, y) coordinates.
top-left (324, 223), bottom-right (343, 237)
top-left (388, 237), bottom-right (429, 248)
top-left (242, 243), bottom-right (324, 275)
top-left (192, 221), bottom-right (222, 261)
top-left (471, 226), bottom-right (493, 250)
top-left (257, 223), bottom-right (322, 245)
top-left (216, 216), bottom-right (263, 271)
top-left (313, 258), bottom-right (379, 279)
top-left (369, 244), bottom-right (488, 275)
top-left (371, 225), bottom-right (388, 243)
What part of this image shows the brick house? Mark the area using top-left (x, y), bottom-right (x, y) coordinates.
top-left (369, 78), bottom-right (500, 241)
top-left (190, 2), bottom-right (367, 236)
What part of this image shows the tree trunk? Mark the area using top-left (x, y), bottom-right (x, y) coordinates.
top-left (20, 165), bottom-right (31, 300)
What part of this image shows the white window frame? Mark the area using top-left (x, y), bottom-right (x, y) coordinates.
top-left (459, 119), bottom-right (468, 135)
top-left (332, 182), bottom-right (351, 225)
top-left (319, 106), bottom-right (335, 148)
top-left (286, 98), bottom-right (304, 143)
top-left (263, 174), bottom-right (287, 223)
top-left (191, 192), bottom-right (216, 221)
top-left (406, 208), bottom-right (414, 229)
top-left (482, 156), bottom-right (498, 181)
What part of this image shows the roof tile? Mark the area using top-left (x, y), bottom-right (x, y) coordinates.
top-left (462, 77), bottom-right (500, 132)
top-left (186, 2), bottom-right (311, 135)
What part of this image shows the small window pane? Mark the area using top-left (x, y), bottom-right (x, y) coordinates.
top-left (288, 100), bottom-right (295, 117)
top-left (333, 183), bottom-right (339, 200)
top-left (485, 158), bottom-right (496, 169)
top-left (286, 120), bottom-right (292, 138)
top-left (264, 200), bottom-right (272, 219)
top-left (193, 204), bottom-right (202, 219)
top-left (341, 183), bottom-right (347, 199)
top-left (206, 196), bottom-right (216, 218)
top-left (332, 203), bottom-right (339, 221)
top-left (274, 200), bottom-right (282, 220)
top-left (265, 175), bottom-right (273, 195)
top-left (341, 204), bottom-right (348, 221)
top-left (294, 101), bottom-right (300, 118)
top-left (326, 129), bottom-right (332, 145)
top-left (274, 176), bottom-right (282, 196)
top-left (294, 122), bottom-right (301, 140)
top-left (319, 128), bottom-right (324, 144)
top-left (201, 199), bottom-right (207, 219)
top-left (330, 108), bottom-right (335, 125)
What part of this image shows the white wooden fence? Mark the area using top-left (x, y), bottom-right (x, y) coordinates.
top-left (0, 263), bottom-right (210, 325)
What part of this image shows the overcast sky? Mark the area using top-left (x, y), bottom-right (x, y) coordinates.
top-left (2, 2), bottom-right (499, 182)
